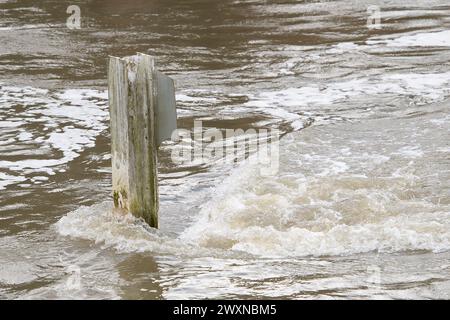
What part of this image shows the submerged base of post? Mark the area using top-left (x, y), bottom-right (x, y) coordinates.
top-left (108, 53), bottom-right (159, 228)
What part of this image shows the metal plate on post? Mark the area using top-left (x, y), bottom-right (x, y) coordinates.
top-left (155, 71), bottom-right (177, 146)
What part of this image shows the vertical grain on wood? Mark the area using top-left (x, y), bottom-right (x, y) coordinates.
top-left (108, 54), bottom-right (159, 228)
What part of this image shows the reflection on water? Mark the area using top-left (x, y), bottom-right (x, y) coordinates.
top-left (0, 0), bottom-right (450, 299)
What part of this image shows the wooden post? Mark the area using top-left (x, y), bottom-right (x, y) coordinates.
top-left (108, 53), bottom-right (159, 227)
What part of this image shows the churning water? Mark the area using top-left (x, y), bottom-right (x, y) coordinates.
top-left (1, 0), bottom-right (450, 299)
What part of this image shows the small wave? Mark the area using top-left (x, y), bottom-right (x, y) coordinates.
top-left (55, 202), bottom-right (236, 259)
top-left (180, 164), bottom-right (450, 257)
top-left (180, 118), bottom-right (450, 258)
top-left (56, 202), bottom-right (182, 254)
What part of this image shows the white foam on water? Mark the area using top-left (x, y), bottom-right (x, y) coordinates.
top-left (55, 202), bottom-right (222, 258)
top-left (367, 30), bottom-right (450, 47)
top-left (17, 131), bottom-right (33, 141)
top-left (54, 78), bottom-right (450, 259)
top-left (180, 168), bottom-right (450, 257)
top-left (179, 116), bottom-right (450, 258)
top-left (327, 42), bottom-right (360, 53)
top-left (0, 261), bottom-right (39, 285)
top-left (0, 84), bottom-right (108, 187)
top-left (176, 94), bottom-right (218, 103)
top-left (0, 172), bottom-right (27, 190)
top-left (31, 176), bottom-right (49, 182)
top-left (326, 30), bottom-right (450, 51)
top-left (395, 146), bottom-right (424, 159)
top-left (243, 72), bottom-right (450, 123)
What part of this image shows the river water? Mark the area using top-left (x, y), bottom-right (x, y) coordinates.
top-left (1, 0), bottom-right (450, 299)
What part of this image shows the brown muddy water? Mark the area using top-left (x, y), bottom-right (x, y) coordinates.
top-left (1, 0), bottom-right (450, 299)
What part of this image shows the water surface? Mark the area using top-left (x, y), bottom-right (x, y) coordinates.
top-left (1, 0), bottom-right (450, 299)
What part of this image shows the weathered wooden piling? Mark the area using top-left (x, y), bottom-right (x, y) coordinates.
top-left (108, 53), bottom-right (176, 228)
